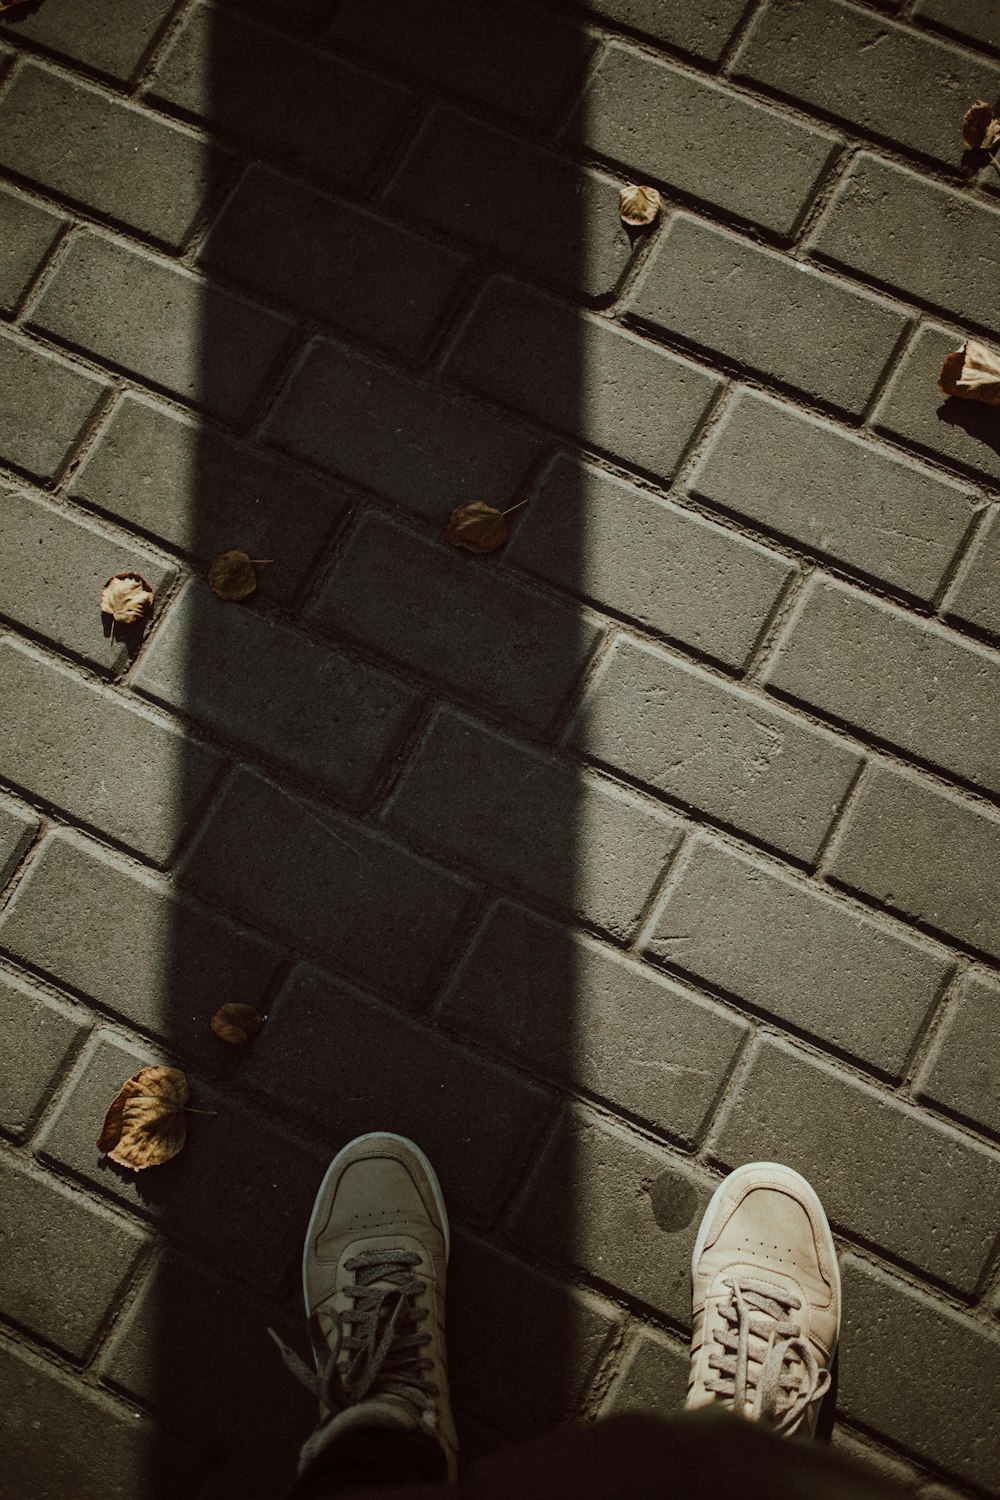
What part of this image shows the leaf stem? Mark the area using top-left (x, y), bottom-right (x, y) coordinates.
top-left (184, 1107), bottom-right (218, 1116)
top-left (988, 152), bottom-right (1000, 183)
top-left (500, 498), bottom-right (530, 517)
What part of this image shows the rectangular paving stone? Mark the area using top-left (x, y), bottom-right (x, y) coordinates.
top-left (389, 106), bottom-right (630, 300)
top-left (38, 1029), bottom-right (327, 1292)
top-left (838, 1254), bottom-right (1000, 1492)
top-left (135, 579), bottom-right (420, 805)
top-left (266, 336), bottom-right (540, 519)
top-left (202, 162), bottom-right (467, 360)
top-left (447, 277), bottom-right (722, 479)
top-left (570, 42), bottom-right (838, 238)
top-left (644, 833), bottom-right (950, 1076)
top-left (0, 790), bottom-right (38, 888)
top-left (331, 0), bottom-right (587, 128)
top-left (506, 455), bottom-right (793, 671)
top-left (149, 3), bottom-right (411, 189)
top-left (574, 639), bottom-right (862, 864)
top-left (181, 765), bottom-right (476, 1004)
top-left (0, 62), bottom-right (215, 248)
top-left (734, 0), bottom-right (1000, 168)
top-left (917, 970), bottom-right (1000, 1137)
top-left (764, 574), bottom-right (1000, 794)
top-left (438, 898), bottom-right (748, 1144)
top-left (69, 393), bottom-right (346, 604)
top-left (246, 965), bottom-right (552, 1225)
top-left (508, 1103), bottom-right (714, 1324)
top-left (384, 709), bottom-right (684, 943)
top-left (829, 762), bottom-right (1000, 961)
top-left (0, 327), bottom-right (109, 481)
top-left (0, 828), bottom-right (282, 1067)
top-left (914, 0), bottom-right (1000, 52)
top-left (604, 1327), bottom-right (689, 1418)
top-left (576, 0), bottom-right (747, 57)
top-left (946, 505), bottom-right (1000, 639)
top-left (711, 1035), bottom-right (1000, 1293)
top-left (811, 154), bottom-right (1000, 332)
top-left (28, 231), bottom-right (292, 425)
top-left (0, 636), bottom-right (223, 867)
top-left (307, 512), bottom-right (598, 735)
top-left (0, 967), bottom-right (87, 1139)
top-left (0, 1154), bottom-right (147, 1360)
top-left (874, 323), bottom-right (1000, 485)
top-left (0, 184), bottom-right (64, 315)
top-left (625, 213), bottom-right (910, 416)
top-left (0, 0), bottom-right (175, 81)
top-left (0, 481), bottom-right (176, 673)
top-left (689, 388), bottom-right (976, 600)
top-left (219, 0), bottom-right (331, 30)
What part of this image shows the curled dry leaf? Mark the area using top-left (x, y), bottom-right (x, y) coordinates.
top-left (443, 500), bottom-right (515, 554)
top-left (962, 100), bottom-right (1000, 152)
top-left (208, 549), bottom-right (259, 601)
top-left (97, 1066), bottom-right (189, 1171)
top-left (938, 340), bottom-right (1000, 407)
top-left (0, 0), bottom-right (30, 11)
top-left (619, 185), bottom-right (662, 228)
top-left (100, 572), bottom-right (154, 625)
top-left (211, 1003), bottom-right (263, 1044)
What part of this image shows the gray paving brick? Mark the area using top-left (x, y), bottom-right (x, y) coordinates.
top-left (331, 0), bottom-right (587, 128)
top-left (0, 967), bottom-right (86, 1139)
top-left (246, 965), bottom-right (551, 1225)
top-left (913, 0), bottom-right (1000, 52)
top-left (829, 762), bottom-right (1000, 961)
top-left (0, 62), bottom-right (216, 248)
top-left (180, 766), bottom-right (476, 1003)
top-left (689, 389), bottom-right (976, 600)
top-left (917, 970), bottom-right (1000, 1137)
top-left (575, 639), bottom-right (862, 864)
top-left (0, 184), bottom-right (64, 315)
top-left (734, 0), bottom-right (1000, 168)
top-left (0, 789), bottom-right (38, 887)
top-left (945, 505), bottom-right (1000, 639)
top-left (625, 213), bottom-right (911, 416)
top-left (266, 336), bottom-right (540, 518)
top-left (873, 323), bottom-right (1000, 484)
top-left (604, 1326), bottom-right (689, 1418)
top-left (69, 393), bottom-right (346, 604)
top-left (576, 0), bottom-right (748, 58)
top-left (508, 1103), bottom-right (713, 1323)
top-left (570, 43), bottom-right (837, 238)
top-left (0, 480), bottom-right (176, 672)
top-left (202, 162), bottom-right (467, 360)
top-left (0, 636), bottom-right (223, 866)
top-left (0, 828), bottom-right (281, 1066)
top-left (384, 709), bottom-right (684, 942)
top-left (308, 512), bottom-right (598, 735)
top-left (149, 3), bottom-right (411, 188)
top-left (446, 277), bottom-right (722, 478)
top-left (506, 456), bottom-right (792, 671)
top-left (388, 106), bottom-right (630, 300)
top-left (0, 0), bottom-right (175, 81)
top-left (765, 575), bottom-right (1000, 793)
top-left (644, 833), bottom-right (950, 1076)
top-left (38, 1030), bottom-right (326, 1292)
top-left (0, 1338), bottom-right (199, 1500)
top-left (0, 327), bottom-right (109, 481)
top-left (837, 1254), bottom-right (1000, 1492)
top-left (28, 231), bottom-right (291, 425)
top-left (439, 898), bottom-right (747, 1144)
top-left (135, 580), bottom-right (419, 804)
top-left (811, 154), bottom-right (1000, 331)
top-left (0, 1153), bottom-right (147, 1360)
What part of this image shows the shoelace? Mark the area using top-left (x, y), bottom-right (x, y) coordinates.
top-left (271, 1248), bottom-right (438, 1423)
top-left (705, 1275), bottom-right (830, 1434)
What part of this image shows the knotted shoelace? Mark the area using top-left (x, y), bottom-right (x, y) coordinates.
top-left (705, 1275), bottom-right (830, 1434)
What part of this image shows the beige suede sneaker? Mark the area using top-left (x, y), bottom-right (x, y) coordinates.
top-left (273, 1132), bottom-right (457, 1480)
top-left (686, 1161), bottom-right (841, 1436)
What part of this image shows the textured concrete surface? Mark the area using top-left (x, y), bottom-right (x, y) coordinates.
top-left (0, 1), bottom-right (998, 1497)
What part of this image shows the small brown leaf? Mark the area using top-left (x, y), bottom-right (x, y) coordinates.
top-left (938, 340), bottom-right (1000, 406)
top-left (211, 1003), bottom-right (263, 1044)
top-left (208, 549), bottom-right (258, 601)
top-left (962, 100), bottom-right (1000, 152)
top-left (619, 185), bottom-right (662, 228)
top-left (442, 501), bottom-right (510, 554)
top-left (97, 1066), bottom-right (189, 1171)
top-left (100, 572), bottom-right (154, 625)
top-left (0, 1), bottom-right (30, 11)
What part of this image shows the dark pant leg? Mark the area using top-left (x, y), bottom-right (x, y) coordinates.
top-left (290, 1428), bottom-right (449, 1499)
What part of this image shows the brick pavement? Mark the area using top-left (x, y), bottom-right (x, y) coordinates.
top-left (0, 1), bottom-right (998, 1496)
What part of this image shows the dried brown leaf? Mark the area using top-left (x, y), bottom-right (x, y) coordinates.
top-left (211, 1003), bottom-right (263, 1044)
top-left (442, 501), bottom-right (510, 554)
top-left (97, 1066), bottom-right (189, 1171)
top-left (619, 185), bottom-right (662, 228)
top-left (208, 549), bottom-right (258, 601)
top-left (0, 0), bottom-right (30, 11)
top-left (962, 100), bottom-right (1000, 152)
top-left (100, 572), bottom-right (154, 625)
top-left (938, 340), bottom-right (1000, 407)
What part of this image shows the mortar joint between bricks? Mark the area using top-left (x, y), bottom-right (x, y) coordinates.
top-left (126, 0), bottom-right (202, 97)
top-left (897, 961), bottom-right (970, 1097)
top-left (931, 499), bottom-right (996, 619)
top-left (812, 757), bottom-right (872, 878)
top-left (739, 565), bottom-right (810, 685)
top-left (715, 0), bottom-right (770, 74)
